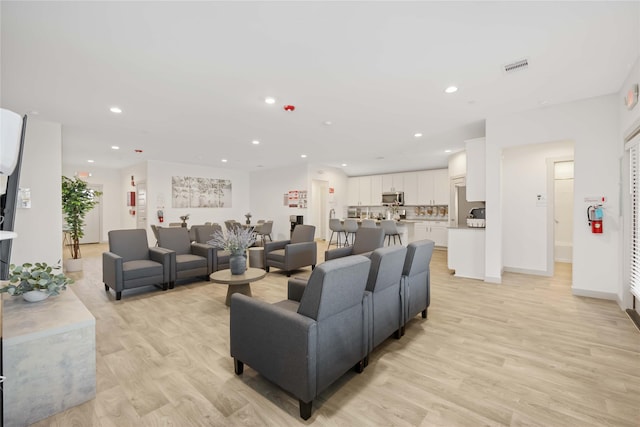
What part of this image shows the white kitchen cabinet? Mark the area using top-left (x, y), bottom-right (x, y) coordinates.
top-left (465, 137), bottom-right (485, 202)
top-left (432, 169), bottom-right (449, 205)
top-left (417, 169), bottom-right (448, 205)
top-left (359, 175), bottom-right (372, 205)
top-left (348, 176), bottom-right (373, 205)
top-left (370, 175), bottom-right (382, 204)
top-left (430, 221), bottom-right (448, 247)
top-left (382, 173), bottom-right (404, 192)
top-left (411, 221), bottom-right (447, 247)
top-left (402, 172), bottom-right (418, 205)
top-left (347, 178), bottom-right (360, 205)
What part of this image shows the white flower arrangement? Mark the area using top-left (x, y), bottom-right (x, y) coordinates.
top-left (207, 226), bottom-right (256, 255)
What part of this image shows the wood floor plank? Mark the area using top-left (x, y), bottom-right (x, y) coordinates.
top-left (27, 242), bottom-right (640, 426)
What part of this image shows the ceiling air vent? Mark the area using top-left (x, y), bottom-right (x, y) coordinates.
top-left (503, 58), bottom-right (529, 74)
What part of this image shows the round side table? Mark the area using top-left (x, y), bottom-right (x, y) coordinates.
top-left (209, 267), bottom-right (267, 306)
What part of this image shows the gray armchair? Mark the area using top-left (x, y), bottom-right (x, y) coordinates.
top-left (193, 224), bottom-right (230, 271)
top-left (230, 255), bottom-right (371, 420)
top-left (325, 227), bottom-right (384, 261)
top-left (401, 239), bottom-right (435, 334)
top-left (157, 227), bottom-right (213, 287)
top-left (103, 229), bottom-right (172, 300)
top-left (364, 245), bottom-right (407, 354)
top-left (264, 224), bottom-right (317, 277)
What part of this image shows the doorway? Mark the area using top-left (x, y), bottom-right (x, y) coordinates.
top-left (136, 181), bottom-right (147, 230)
top-left (79, 184), bottom-right (102, 244)
top-left (312, 180), bottom-right (328, 240)
top-left (553, 161), bottom-right (574, 263)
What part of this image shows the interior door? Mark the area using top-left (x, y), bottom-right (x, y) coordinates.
top-left (136, 181), bottom-right (147, 230)
top-left (78, 184), bottom-right (102, 244)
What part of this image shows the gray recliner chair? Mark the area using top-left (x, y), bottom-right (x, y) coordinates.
top-left (324, 227), bottom-right (385, 261)
top-left (103, 229), bottom-right (172, 300)
top-left (364, 245), bottom-right (407, 354)
top-left (264, 224), bottom-right (317, 276)
top-left (157, 227), bottom-right (213, 287)
top-left (230, 255), bottom-right (371, 420)
top-left (401, 239), bottom-right (435, 334)
top-left (193, 223), bottom-right (230, 271)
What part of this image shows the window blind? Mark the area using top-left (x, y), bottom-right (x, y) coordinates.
top-left (630, 145), bottom-right (640, 300)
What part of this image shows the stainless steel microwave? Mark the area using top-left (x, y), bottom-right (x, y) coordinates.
top-left (382, 192), bottom-right (404, 206)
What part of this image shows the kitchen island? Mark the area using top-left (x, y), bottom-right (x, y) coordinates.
top-left (340, 218), bottom-right (448, 247)
top-left (448, 227), bottom-right (485, 280)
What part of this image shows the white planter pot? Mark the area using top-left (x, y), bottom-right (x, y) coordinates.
top-left (64, 258), bottom-right (83, 272)
top-left (23, 290), bottom-right (49, 302)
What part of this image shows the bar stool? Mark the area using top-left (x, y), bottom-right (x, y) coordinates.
top-left (328, 218), bottom-right (346, 248)
top-left (380, 220), bottom-right (402, 245)
top-left (361, 219), bottom-right (377, 228)
top-left (343, 219), bottom-right (359, 246)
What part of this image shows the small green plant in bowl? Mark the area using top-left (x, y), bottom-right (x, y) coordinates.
top-left (0, 262), bottom-right (73, 301)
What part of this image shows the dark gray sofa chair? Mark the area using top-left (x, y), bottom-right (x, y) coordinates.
top-left (401, 239), bottom-right (435, 334)
top-left (325, 227), bottom-right (385, 261)
top-left (364, 245), bottom-right (407, 353)
top-left (264, 224), bottom-right (317, 276)
top-left (193, 223), bottom-right (230, 271)
top-left (157, 227), bottom-right (213, 287)
top-left (230, 255), bottom-right (371, 420)
top-left (103, 229), bottom-right (172, 300)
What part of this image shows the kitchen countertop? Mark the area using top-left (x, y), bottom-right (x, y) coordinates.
top-left (345, 218), bottom-right (448, 223)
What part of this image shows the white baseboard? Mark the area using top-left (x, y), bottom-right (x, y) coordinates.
top-left (571, 288), bottom-right (617, 301)
top-left (503, 266), bottom-right (552, 277)
top-left (484, 275), bottom-right (502, 284)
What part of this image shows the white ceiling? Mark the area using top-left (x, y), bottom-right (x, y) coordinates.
top-left (1, 1), bottom-right (638, 176)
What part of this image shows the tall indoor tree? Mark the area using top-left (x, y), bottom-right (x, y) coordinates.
top-left (61, 176), bottom-right (102, 264)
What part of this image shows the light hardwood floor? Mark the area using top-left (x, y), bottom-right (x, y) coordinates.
top-left (31, 242), bottom-right (640, 426)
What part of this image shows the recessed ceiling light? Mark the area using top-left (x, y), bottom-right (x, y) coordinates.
top-left (109, 106), bottom-right (122, 114)
top-left (444, 86), bottom-right (458, 94)
top-left (87, 159), bottom-right (95, 163)
top-left (444, 149), bottom-right (452, 153)
top-left (111, 145), bottom-right (120, 150)
top-left (300, 154), bottom-right (307, 158)
top-left (341, 163), bottom-right (348, 167)
top-left (264, 97), bottom-right (276, 104)
top-left (252, 140), bottom-right (260, 145)
top-left (221, 159), bottom-right (228, 163)
top-left (324, 121), bottom-right (333, 126)
top-left (414, 133), bottom-right (423, 138)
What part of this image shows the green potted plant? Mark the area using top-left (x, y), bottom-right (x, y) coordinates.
top-left (207, 226), bottom-right (256, 274)
top-left (0, 262), bottom-right (73, 302)
top-left (61, 176), bottom-right (102, 271)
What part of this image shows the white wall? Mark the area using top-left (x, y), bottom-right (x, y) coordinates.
top-left (502, 141), bottom-right (573, 273)
top-left (486, 95), bottom-right (621, 299)
top-left (250, 164), bottom-right (309, 241)
top-left (12, 119), bottom-right (63, 266)
top-left (146, 160), bottom-right (250, 244)
top-left (61, 164), bottom-right (121, 243)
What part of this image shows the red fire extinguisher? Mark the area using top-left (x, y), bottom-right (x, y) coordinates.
top-left (587, 205), bottom-right (603, 234)
top-left (157, 210), bottom-right (164, 223)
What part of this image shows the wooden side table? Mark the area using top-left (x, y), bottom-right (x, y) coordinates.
top-left (209, 267), bottom-right (267, 306)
